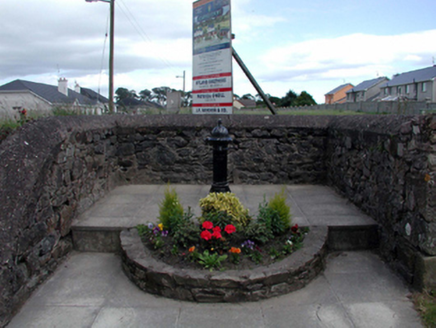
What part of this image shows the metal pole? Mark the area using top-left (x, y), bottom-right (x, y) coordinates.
top-left (109, 0), bottom-right (115, 113)
top-left (232, 47), bottom-right (277, 115)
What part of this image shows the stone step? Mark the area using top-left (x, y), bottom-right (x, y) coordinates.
top-left (71, 223), bottom-right (379, 253)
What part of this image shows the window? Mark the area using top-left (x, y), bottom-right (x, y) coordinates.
top-left (397, 86), bottom-right (402, 94)
top-left (384, 88), bottom-right (388, 95)
top-left (422, 82), bottom-right (427, 92)
top-left (405, 85), bottom-right (410, 94)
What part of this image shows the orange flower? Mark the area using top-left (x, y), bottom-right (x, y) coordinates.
top-left (229, 247), bottom-right (241, 254)
top-left (424, 174), bottom-right (431, 182)
top-left (189, 246), bottom-right (195, 253)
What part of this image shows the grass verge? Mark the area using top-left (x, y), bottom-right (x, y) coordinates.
top-left (413, 290), bottom-right (436, 327)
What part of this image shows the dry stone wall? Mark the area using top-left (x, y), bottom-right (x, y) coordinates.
top-left (327, 115), bottom-right (436, 283)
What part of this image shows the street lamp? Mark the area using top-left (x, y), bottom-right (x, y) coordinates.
top-left (86, 0), bottom-right (115, 113)
top-left (176, 70), bottom-right (186, 95)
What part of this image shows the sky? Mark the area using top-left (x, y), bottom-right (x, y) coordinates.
top-left (1, 0), bottom-right (436, 104)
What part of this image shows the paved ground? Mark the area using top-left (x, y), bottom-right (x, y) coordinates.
top-left (7, 185), bottom-right (423, 327)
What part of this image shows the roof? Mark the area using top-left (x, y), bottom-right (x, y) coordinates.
top-left (237, 98), bottom-right (256, 107)
top-left (118, 97), bottom-right (163, 109)
top-left (325, 83), bottom-right (353, 95)
top-left (382, 65), bottom-right (436, 88)
top-left (346, 77), bottom-right (388, 93)
top-left (80, 87), bottom-right (109, 103)
top-left (0, 79), bottom-right (104, 105)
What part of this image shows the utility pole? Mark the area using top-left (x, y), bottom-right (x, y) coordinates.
top-left (86, 0), bottom-right (115, 113)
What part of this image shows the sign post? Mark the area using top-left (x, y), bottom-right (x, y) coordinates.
top-left (192, 0), bottom-right (233, 114)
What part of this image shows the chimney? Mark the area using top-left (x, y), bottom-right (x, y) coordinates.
top-left (74, 81), bottom-right (81, 94)
top-left (58, 78), bottom-right (68, 96)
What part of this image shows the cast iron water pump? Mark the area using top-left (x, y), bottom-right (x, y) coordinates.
top-left (205, 119), bottom-right (232, 193)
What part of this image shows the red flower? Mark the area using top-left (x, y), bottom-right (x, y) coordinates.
top-left (291, 224), bottom-right (299, 233)
top-left (202, 221), bottom-right (213, 230)
top-left (200, 230), bottom-right (212, 241)
top-left (212, 230), bottom-right (222, 239)
top-left (224, 224), bottom-right (236, 234)
top-left (212, 226), bottom-right (221, 233)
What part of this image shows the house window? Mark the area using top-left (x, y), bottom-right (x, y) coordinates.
top-left (405, 85), bottom-right (410, 94)
top-left (397, 86), bottom-right (402, 94)
top-left (384, 88), bottom-right (388, 95)
top-left (422, 82), bottom-right (427, 92)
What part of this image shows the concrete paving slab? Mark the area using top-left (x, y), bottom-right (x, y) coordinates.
top-left (178, 303), bottom-right (265, 328)
top-left (262, 303), bottom-right (353, 328)
top-left (343, 301), bottom-right (422, 328)
top-left (7, 251), bottom-right (423, 328)
top-left (7, 306), bottom-right (100, 328)
top-left (92, 307), bottom-right (180, 328)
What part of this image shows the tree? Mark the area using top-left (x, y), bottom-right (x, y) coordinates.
top-left (139, 89), bottom-right (152, 102)
top-left (281, 89), bottom-right (298, 107)
top-left (115, 87), bottom-right (138, 103)
top-left (241, 93), bottom-right (255, 100)
top-left (295, 91), bottom-right (317, 106)
top-left (182, 91), bottom-right (192, 107)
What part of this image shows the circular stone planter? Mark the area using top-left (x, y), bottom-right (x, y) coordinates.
top-left (120, 226), bottom-right (328, 302)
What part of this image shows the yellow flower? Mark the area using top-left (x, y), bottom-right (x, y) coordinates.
top-left (158, 223), bottom-right (163, 231)
top-left (424, 174), bottom-right (431, 182)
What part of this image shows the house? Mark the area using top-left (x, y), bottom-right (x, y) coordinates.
top-left (380, 65), bottom-right (436, 102)
top-left (0, 79), bottom-right (108, 118)
top-left (233, 98), bottom-right (256, 109)
top-left (346, 77), bottom-right (389, 102)
top-left (324, 83), bottom-right (354, 104)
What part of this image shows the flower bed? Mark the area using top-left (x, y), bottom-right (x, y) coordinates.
top-left (120, 225), bottom-right (328, 302)
top-left (120, 186), bottom-right (328, 302)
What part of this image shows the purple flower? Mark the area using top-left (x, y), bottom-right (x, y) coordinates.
top-left (148, 223), bottom-right (154, 229)
top-left (241, 240), bottom-right (255, 250)
top-left (161, 230), bottom-right (169, 237)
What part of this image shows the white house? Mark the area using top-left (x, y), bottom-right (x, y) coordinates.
top-left (0, 79), bottom-right (108, 119)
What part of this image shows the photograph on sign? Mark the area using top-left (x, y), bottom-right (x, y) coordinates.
top-left (192, 0), bottom-right (233, 114)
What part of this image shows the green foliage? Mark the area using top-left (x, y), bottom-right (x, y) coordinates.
top-left (198, 250), bottom-right (227, 271)
top-left (268, 188), bottom-right (291, 230)
top-left (158, 185), bottom-right (184, 231)
top-left (243, 199), bottom-right (284, 244)
top-left (199, 192), bottom-right (251, 227)
top-left (269, 247), bottom-right (281, 260)
top-left (199, 210), bottom-right (233, 231)
top-left (244, 220), bottom-right (274, 245)
top-left (414, 290), bottom-right (436, 327)
top-left (170, 208), bottom-right (200, 248)
top-left (248, 250), bottom-right (263, 264)
top-left (136, 224), bottom-right (149, 237)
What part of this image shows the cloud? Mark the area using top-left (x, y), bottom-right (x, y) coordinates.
top-left (259, 30), bottom-right (436, 82)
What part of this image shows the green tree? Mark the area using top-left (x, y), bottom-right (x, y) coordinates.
top-left (115, 87), bottom-right (138, 103)
top-left (295, 91), bottom-right (317, 106)
top-left (281, 90), bottom-right (298, 107)
top-left (139, 89), bottom-right (152, 102)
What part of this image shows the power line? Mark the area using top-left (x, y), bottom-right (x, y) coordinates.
top-left (116, 0), bottom-right (179, 74)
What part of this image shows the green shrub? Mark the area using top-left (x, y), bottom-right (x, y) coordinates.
top-left (199, 192), bottom-right (251, 227)
top-left (171, 210), bottom-right (200, 248)
top-left (158, 185), bottom-right (184, 231)
top-left (268, 188), bottom-right (291, 229)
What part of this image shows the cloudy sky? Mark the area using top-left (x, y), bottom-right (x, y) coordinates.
top-left (1, 0), bottom-right (435, 103)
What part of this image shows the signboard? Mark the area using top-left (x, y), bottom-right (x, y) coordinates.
top-left (192, 0), bottom-right (233, 114)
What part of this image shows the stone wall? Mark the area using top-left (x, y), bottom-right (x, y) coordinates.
top-left (0, 114), bottom-right (434, 326)
top-left (327, 115), bottom-right (436, 284)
